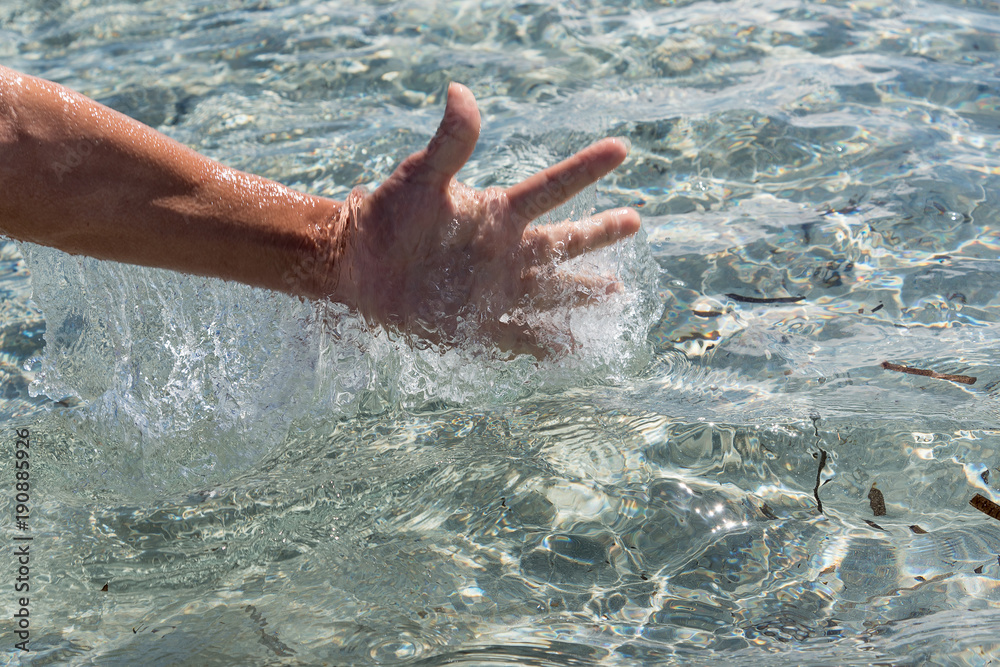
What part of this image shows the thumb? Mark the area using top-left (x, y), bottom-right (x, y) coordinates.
top-left (421, 82), bottom-right (480, 184)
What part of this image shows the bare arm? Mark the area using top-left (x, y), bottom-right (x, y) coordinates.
top-left (0, 64), bottom-right (338, 295)
top-left (0, 65), bottom-right (640, 355)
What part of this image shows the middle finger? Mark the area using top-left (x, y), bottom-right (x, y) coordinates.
top-left (521, 207), bottom-right (641, 264)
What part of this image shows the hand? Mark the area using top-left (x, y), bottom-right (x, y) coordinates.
top-left (316, 83), bottom-right (640, 357)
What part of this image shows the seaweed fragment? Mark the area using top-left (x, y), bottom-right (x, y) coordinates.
top-left (244, 604), bottom-right (296, 657)
top-left (725, 293), bottom-right (805, 304)
top-left (810, 411), bottom-right (820, 437)
top-left (871, 303), bottom-right (884, 313)
top-left (868, 484), bottom-right (887, 517)
top-left (813, 448), bottom-right (828, 514)
top-left (881, 361), bottom-right (977, 385)
top-left (819, 197), bottom-right (864, 216)
top-left (970, 493), bottom-right (1000, 521)
top-left (909, 525), bottom-right (928, 534)
top-left (864, 519), bottom-right (886, 531)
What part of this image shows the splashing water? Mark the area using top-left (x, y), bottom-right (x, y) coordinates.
top-left (3, 0), bottom-right (1000, 663)
top-left (18, 190), bottom-right (658, 495)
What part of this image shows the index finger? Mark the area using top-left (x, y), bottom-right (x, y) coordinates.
top-left (505, 137), bottom-right (629, 231)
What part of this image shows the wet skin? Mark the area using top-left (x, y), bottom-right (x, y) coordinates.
top-left (0, 67), bottom-right (639, 356)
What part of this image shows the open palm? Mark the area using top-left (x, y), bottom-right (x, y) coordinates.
top-left (326, 83), bottom-right (640, 356)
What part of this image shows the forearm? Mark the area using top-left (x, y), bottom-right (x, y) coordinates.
top-left (0, 64), bottom-right (340, 296)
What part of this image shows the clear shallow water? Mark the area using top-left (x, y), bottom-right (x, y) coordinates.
top-left (2, 0), bottom-right (1000, 664)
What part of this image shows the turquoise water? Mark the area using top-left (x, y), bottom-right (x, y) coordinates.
top-left (3, 0), bottom-right (1000, 664)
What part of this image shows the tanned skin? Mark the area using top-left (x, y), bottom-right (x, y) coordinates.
top-left (0, 65), bottom-right (640, 355)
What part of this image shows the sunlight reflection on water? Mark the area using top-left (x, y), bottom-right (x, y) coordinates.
top-left (2, 0), bottom-right (1000, 664)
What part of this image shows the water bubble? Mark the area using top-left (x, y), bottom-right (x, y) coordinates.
top-left (369, 634), bottom-right (423, 663)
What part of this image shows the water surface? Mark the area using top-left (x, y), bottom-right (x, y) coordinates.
top-left (2, 0), bottom-right (1000, 664)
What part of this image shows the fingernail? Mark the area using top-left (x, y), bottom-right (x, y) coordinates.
top-left (614, 136), bottom-right (632, 153)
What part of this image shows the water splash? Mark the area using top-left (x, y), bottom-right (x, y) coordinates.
top-left (18, 216), bottom-right (657, 494)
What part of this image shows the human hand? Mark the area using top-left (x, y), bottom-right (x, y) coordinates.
top-left (312, 83), bottom-right (640, 357)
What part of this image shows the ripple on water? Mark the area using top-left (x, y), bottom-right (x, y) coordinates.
top-left (4, 0), bottom-right (1000, 663)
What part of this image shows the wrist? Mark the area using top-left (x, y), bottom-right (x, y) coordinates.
top-left (278, 195), bottom-right (361, 308)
